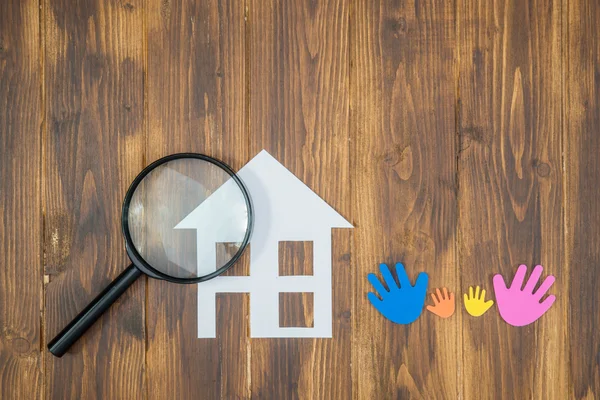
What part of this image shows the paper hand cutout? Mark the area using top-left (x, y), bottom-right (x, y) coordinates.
top-left (493, 264), bottom-right (556, 327)
top-left (427, 288), bottom-right (455, 318)
top-left (463, 286), bottom-right (494, 317)
top-left (367, 263), bottom-right (429, 324)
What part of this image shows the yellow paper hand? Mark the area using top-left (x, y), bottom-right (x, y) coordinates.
top-left (464, 286), bottom-right (494, 317)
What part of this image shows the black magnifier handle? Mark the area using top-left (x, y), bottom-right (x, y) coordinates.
top-left (47, 264), bottom-right (143, 357)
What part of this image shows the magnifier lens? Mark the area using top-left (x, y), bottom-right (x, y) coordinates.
top-left (126, 158), bottom-right (250, 279)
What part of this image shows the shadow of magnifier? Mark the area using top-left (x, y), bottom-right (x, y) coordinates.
top-left (48, 153), bottom-right (253, 357)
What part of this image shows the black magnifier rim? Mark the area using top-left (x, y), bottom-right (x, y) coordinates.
top-left (121, 153), bottom-right (254, 284)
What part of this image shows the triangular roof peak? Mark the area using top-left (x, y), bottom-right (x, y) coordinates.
top-left (237, 149), bottom-right (352, 229)
top-left (176, 149), bottom-right (352, 235)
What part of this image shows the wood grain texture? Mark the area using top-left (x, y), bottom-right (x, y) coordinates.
top-left (351, 0), bottom-right (460, 398)
top-left (145, 0), bottom-right (249, 398)
top-left (2, 0), bottom-right (600, 398)
top-left (564, 0), bottom-right (600, 398)
top-left (0, 0), bottom-right (42, 399)
top-left (279, 241), bottom-right (313, 276)
top-left (279, 292), bottom-right (314, 328)
top-left (43, 0), bottom-right (146, 398)
top-left (457, 0), bottom-right (568, 398)
top-left (249, 0), bottom-right (352, 398)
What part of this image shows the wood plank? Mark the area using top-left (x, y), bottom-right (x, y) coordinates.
top-left (564, 0), bottom-right (600, 398)
top-left (145, 0), bottom-right (249, 398)
top-left (43, 0), bottom-right (146, 398)
top-left (249, 0), bottom-right (352, 398)
top-left (0, 0), bottom-right (42, 398)
top-left (351, 0), bottom-right (459, 398)
top-left (457, 0), bottom-right (568, 398)
top-left (216, 292), bottom-right (251, 399)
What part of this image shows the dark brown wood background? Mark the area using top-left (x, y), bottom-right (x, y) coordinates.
top-left (0, 0), bottom-right (598, 398)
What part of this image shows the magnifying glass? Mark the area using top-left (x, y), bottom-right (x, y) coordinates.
top-left (48, 153), bottom-right (253, 357)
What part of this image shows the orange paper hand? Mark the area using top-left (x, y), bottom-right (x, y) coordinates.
top-left (426, 288), bottom-right (455, 318)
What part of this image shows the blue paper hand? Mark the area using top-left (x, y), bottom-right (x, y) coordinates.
top-left (367, 263), bottom-right (429, 324)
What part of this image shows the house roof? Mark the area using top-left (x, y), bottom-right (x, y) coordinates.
top-left (175, 149), bottom-right (352, 241)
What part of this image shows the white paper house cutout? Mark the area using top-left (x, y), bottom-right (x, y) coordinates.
top-left (175, 149), bottom-right (353, 338)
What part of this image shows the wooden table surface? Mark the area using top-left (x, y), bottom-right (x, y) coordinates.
top-left (1, 0), bottom-right (599, 398)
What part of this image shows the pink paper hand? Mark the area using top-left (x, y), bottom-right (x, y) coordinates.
top-left (493, 265), bottom-right (556, 327)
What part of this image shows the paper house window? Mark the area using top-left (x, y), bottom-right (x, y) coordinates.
top-left (279, 292), bottom-right (314, 327)
top-left (218, 242), bottom-right (250, 276)
top-left (279, 241), bottom-right (313, 276)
